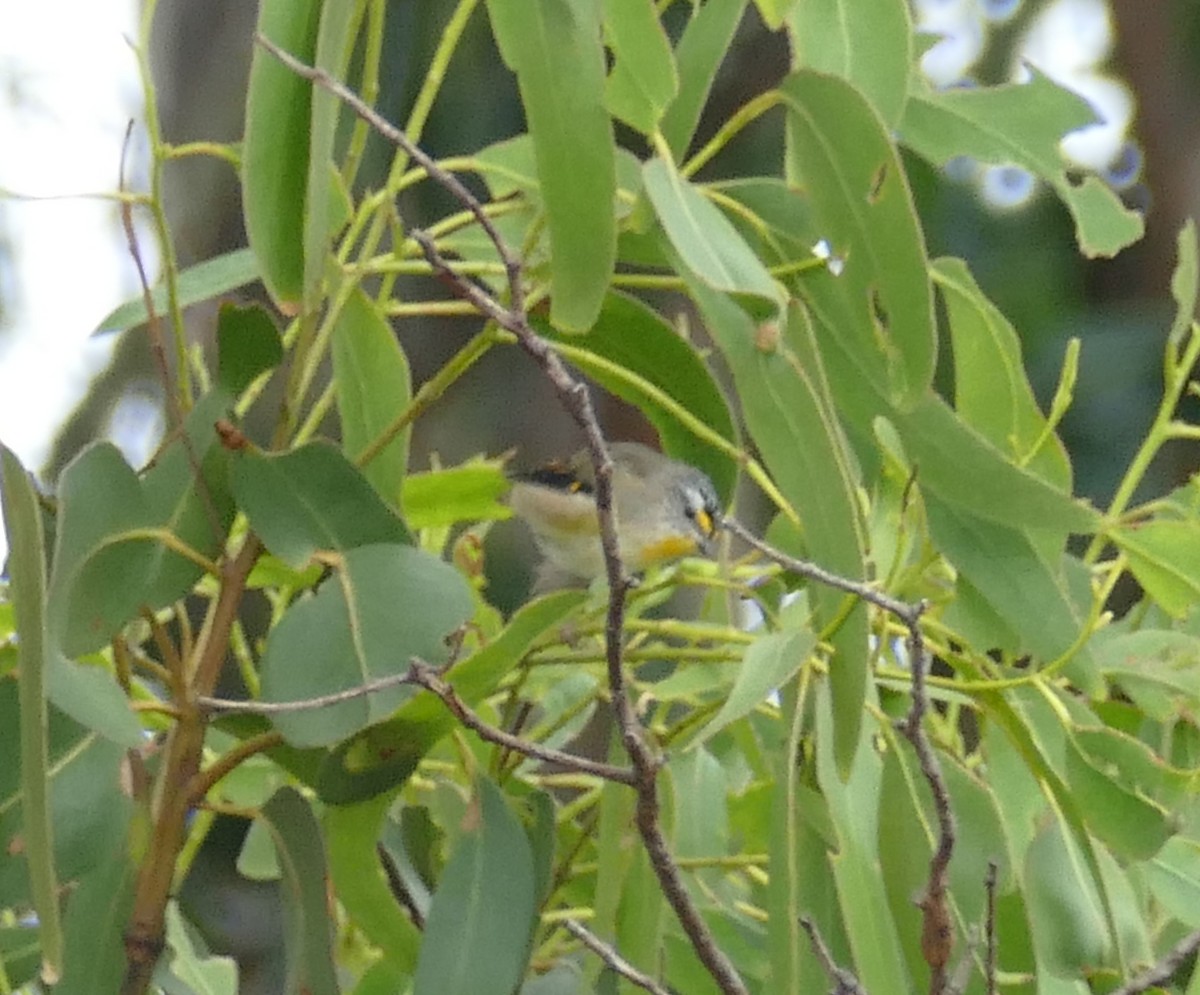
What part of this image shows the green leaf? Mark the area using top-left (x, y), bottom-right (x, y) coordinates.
top-left (0, 681), bottom-right (132, 906)
top-left (318, 590), bottom-right (583, 802)
top-left (139, 389), bottom-right (237, 609)
top-left (0, 924), bottom-right (41, 990)
top-left (538, 290), bottom-right (739, 502)
top-left (160, 902), bottom-right (238, 995)
top-left (1170, 220), bottom-right (1199, 348)
top-left (604, 0), bottom-right (677, 134)
top-left (259, 544), bottom-right (473, 747)
top-left (260, 788), bottom-right (339, 995)
top-left (781, 69), bottom-right (935, 409)
top-left (692, 628), bottom-right (815, 746)
top-left (303, 0), bottom-right (359, 312)
top-left (685, 280), bottom-right (869, 775)
top-left (486, 0), bottom-right (616, 332)
top-left (815, 687), bottom-right (912, 995)
top-left (787, 0), bottom-right (912, 127)
top-left (934, 257), bottom-right (1072, 491)
top-left (94, 248), bottom-right (259, 334)
top-left (231, 441), bottom-right (411, 570)
top-left (44, 654), bottom-right (143, 748)
top-left (1111, 521), bottom-right (1200, 619)
top-left (1094, 629), bottom-right (1200, 721)
top-left (644, 156), bottom-right (782, 321)
top-left (326, 794), bottom-right (421, 971)
top-left (660, 0), bottom-right (747, 159)
top-left (1063, 729), bottom-right (1173, 861)
top-left (0, 443), bottom-right (63, 980)
top-left (334, 289), bottom-right (412, 508)
top-left (1023, 818), bottom-right (1110, 976)
top-left (243, 0), bottom-right (323, 311)
top-left (55, 855), bottom-right (135, 995)
top-left (412, 778), bottom-right (537, 995)
top-left (1145, 837), bottom-right (1200, 927)
top-left (217, 302), bottom-right (283, 398)
top-left (894, 395), bottom-right (1097, 535)
top-left (47, 442), bottom-right (155, 656)
top-left (403, 461), bottom-right (512, 530)
top-left (899, 73), bottom-right (1143, 258)
top-left (927, 498), bottom-right (1098, 693)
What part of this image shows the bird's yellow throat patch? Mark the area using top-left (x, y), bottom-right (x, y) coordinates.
top-left (636, 534), bottom-right (699, 567)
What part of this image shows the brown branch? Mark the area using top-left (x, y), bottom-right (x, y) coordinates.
top-left (254, 36), bottom-right (751, 995)
top-left (722, 516), bottom-right (921, 625)
top-left (197, 670), bottom-right (422, 715)
top-left (1109, 930), bottom-right (1200, 995)
top-left (800, 916), bottom-right (867, 995)
top-left (565, 920), bottom-right (672, 995)
top-left (187, 730), bottom-right (285, 805)
top-left (121, 536), bottom-right (260, 995)
top-left (984, 861), bottom-right (998, 995)
top-left (406, 662), bottom-right (637, 785)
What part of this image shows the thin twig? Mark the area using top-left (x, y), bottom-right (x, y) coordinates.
top-left (254, 36), bottom-right (751, 995)
top-left (407, 662), bottom-right (638, 785)
top-left (722, 517), bottom-right (921, 625)
top-left (1109, 930), bottom-right (1200, 995)
top-left (901, 612), bottom-right (956, 995)
top-left (984, 861), bottom-right (998, 995)
top-left (799, 916), bottom-right (867, 995)
top-left (565, 920), bottom-right (672, 995)
top-left (197, 670), bottom-right (421, 715)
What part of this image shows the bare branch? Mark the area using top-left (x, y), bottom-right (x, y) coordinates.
top-left (406, 662), bottom-right (637, 785)
top-left (722, 517), bottom-right (920, 625)
top-left (984, 861), bottom-right (999, 995)
top-left (197, 670), bottom-right (421, 715)
top-left (565, 920), bottom-right (672, 995)
top-left (800, 916), bottom-right (868, 995)
top-left (1109, 930), bottom-right (1200, 995)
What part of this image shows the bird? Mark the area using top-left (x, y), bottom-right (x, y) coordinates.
top-left (507, 441), bottom-right (722, 591)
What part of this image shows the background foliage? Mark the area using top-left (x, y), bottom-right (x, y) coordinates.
top-left (3, 1), bottom-right (1200, 994)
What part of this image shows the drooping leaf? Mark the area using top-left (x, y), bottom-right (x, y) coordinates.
top-left (243, 0), bottom-right (323, 311)
top-left (334, 288), bottom-right (412, 508)
top-left (1169, 219), bottom-right (1198, 348)
top-left (303, 0), bottom-right (360, 312)
top-left (0, 682), bottom-right (133, 907)
top-left (412, 778), bottom-right (537, 995)
top-left (259, 544), bottom-right (473, 747)
top-left (899, 72), bottom-right (1143, 258)
top-left (692, 628), bottom-right (815, 745)
top-left (486, 0), bottom-right (616, 331)
top-left (603, 0), bottom-right (677, 135)
top-left (54, 855), bottom-right (135, 995)
top-left (787, 0), bottom-right (912, 126)
top-left (685, 280), bottom-right (869, 775)
top-left (259, 788), bottom-right (339, 995)
top-left (1111, 521), bottom-right (1200, 620)
top-left (644, 156), bottom-right (783, 322)
top-left (660, 0), bottom-right (747, 159)
top-left (0, 443), bottom-right (63, 980)
top-left (934, 257), bottom-right (1072, 491)
top-left (325, 794), bottom-right (421, 972)
top-left (815, 687), bottom-right (913, 995)
top-left (94, 247), bottom-right (259, 334)
top-left (781, 69), bottom-right (935, 410)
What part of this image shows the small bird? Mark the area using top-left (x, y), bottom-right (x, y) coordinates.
top-left (508, 441), bottom-right (722, 591)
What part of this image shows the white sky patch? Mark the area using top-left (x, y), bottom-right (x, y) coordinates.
top-left (0, 0), bottom-right (147, 563)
